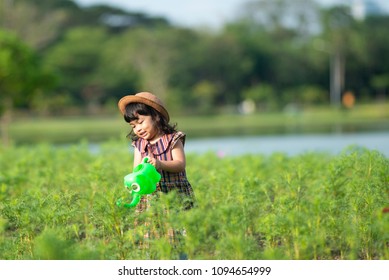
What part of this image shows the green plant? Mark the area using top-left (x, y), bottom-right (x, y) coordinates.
top-left (0, 143), bottom-right (388, 260)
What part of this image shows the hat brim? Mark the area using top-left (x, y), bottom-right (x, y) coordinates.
top-left (118, 95), bottom-right (170, 122)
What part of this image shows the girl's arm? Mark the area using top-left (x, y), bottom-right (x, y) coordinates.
top-left (147, 140), bottom-right (186, 173)
top-left (133, 148), bottom-right (142, 169)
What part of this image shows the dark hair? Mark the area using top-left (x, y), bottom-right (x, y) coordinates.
top-left (124, 102), bottom-right (177, 141)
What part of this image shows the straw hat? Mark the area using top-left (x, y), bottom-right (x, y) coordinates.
top-left (118, 92), bottom-right (170, 122)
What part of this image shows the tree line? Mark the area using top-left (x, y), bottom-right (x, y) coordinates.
top-left (1, 0), bottom-right (389, 117)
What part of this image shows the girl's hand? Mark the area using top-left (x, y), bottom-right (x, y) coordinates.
top-left (144, 140), bottom-right (186, 173)
top-left (146, 157), bottom-right (161, 170)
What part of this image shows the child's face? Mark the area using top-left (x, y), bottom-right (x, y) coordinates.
top-left (129, 114), bottom-right (160, 142)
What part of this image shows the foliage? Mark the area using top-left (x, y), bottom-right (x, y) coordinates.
top-left (0, 30), bottom-right (56, 114)
top-left (0, 0), bottom-right (71, 50)
top-left (0, 142), bottom-right (388, 260)
top-left (1, 0), bottom-right (389, 114)
top-left (43, 26), bottom-right (111, 111)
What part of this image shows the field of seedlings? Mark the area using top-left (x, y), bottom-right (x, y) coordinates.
top-left (0, 141), bottom-right (388, 260)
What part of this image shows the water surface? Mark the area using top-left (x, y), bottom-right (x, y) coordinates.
top-left (184, 131), bottom-right (389, 157)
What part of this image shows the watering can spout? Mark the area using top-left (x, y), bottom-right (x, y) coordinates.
top-left (128, 194), bottom-right (141, 208)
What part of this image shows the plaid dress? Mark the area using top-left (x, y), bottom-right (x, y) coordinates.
top-left (131, 131), bottom-right (195, 250)
top-left (132, 131), bottom-right (195, 212)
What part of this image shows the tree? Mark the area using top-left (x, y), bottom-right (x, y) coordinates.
top-left (0, 0), bottom-right (170, 51)
top-left (224, 0), bottom-right (326, 109)
top-left (355, 16), bottom-right (389, 100)
top-left (0, 0), bottom-right (71, 50)
top-left (0, 30), bottom-right (56, 145)
top-left (237, 0), bottom-right (321, 36)
top-left (43, 27), bottom-right (111, 113)
top-left (168, 30), bottom-right (252, 110)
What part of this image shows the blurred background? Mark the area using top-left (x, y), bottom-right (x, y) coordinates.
top-left (1, 0), bottom-right (388, 155)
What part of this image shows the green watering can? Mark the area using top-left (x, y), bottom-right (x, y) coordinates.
top-left (116, 157), bottom-right (161, 208)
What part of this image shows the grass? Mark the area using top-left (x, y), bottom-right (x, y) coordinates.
top-left (7, 102), bottom-right (389, 144)
top-left (0, 141), bottom-right (388, 260)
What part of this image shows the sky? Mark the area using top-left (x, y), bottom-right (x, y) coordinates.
top-left (75, 0), bottom-right (389, 29)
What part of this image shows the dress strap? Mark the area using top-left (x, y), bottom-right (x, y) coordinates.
top-left (171, 131), bottom-right (186, 149)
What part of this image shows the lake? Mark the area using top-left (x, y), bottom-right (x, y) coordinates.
top-left (184, 131), bottom-right (389, 157)
top-left (85, 131), bottom-right (388, 157)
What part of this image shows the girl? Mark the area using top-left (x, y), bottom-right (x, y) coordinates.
top-left (118, 91), bottom-right (195, 211)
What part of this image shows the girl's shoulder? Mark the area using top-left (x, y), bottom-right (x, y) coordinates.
top-left (158, 131), bottom-right (186, 151)
top-left (131, 137), bottom-right (145, 152)
top-left (168, 131), bottom-right (186, 148)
